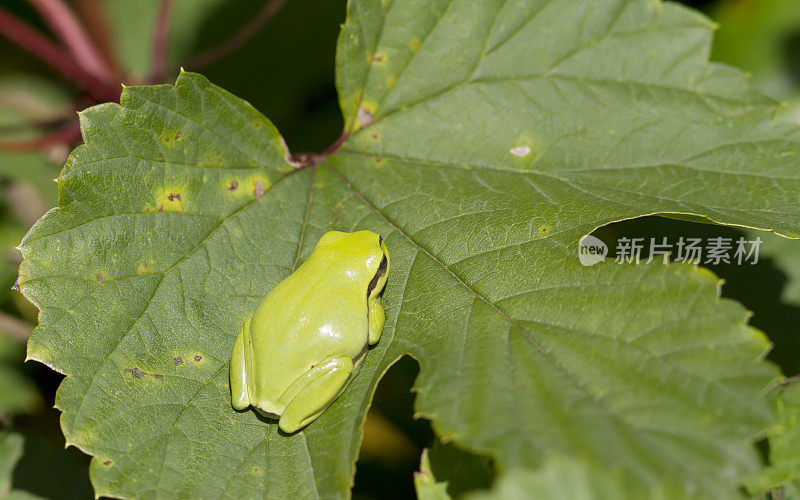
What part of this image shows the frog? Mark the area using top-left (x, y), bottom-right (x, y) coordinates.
top-left (230, 230), bottom-right (390, 433)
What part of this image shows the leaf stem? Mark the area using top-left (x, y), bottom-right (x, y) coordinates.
top-left (0, 6), bottom-right (118, 102)
top-left (150, 0), bottom-right (174, 83)
top-left (26, 0), bottom-right (115, 84)
top-left (295, 130), bottom-right (350, 167)
top-left (183, 0), bottom-right (286, 69)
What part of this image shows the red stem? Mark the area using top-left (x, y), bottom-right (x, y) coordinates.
top-left (184, 0), bottom-right (286, 69)
top-left (0, 123), bottom-right (81, 152)
top-left (0, 6), bottom-right (119, 102)
top-left (150, 0), bottom-right (174, 83)
top-left (27, 0), bottom-right (115, 84)
top-left (74, 0), bottom-right (121, 78)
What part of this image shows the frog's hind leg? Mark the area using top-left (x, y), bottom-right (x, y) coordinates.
top-left (230, 317), bottom-right (251, 410)
top-left (278, 356), bottom-right (354, 433)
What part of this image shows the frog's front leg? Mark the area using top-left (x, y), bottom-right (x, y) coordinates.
top-left (368, 297), bottom-right (385, 345)
top-left (278, 356), bottom-right (354, 433)
top-left (230, 317), bottom-right (252, 410)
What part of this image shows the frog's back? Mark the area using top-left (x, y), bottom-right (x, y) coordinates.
top-left (245, 263), bottom-right (369, 411)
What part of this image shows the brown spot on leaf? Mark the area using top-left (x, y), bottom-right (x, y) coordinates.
top-left (158, 206), bottom-right (164, 212)
top-left (174, 356), bottom-right (183, 365)
top-left (167, 193), bottom-right (181, 202)
top-left (253, 182), bottom-right (264, 199)
top-left (124, 367), bottom-right (162, 380)
top-left (96, 273), bottom-right (105, 283)
top-left (194, 355), bottom-right (202, 362)
top-left (103, 460), bottom-right (112, 466)
top-left (357, 108), bottom-right (374, 127)
top-left (124, 368), bottom-right (145, 379)
top-left (227, 181), bottom-right (239, 191)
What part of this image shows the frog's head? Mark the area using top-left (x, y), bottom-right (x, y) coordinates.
top-left (315, 230), bottom-right (389, 297)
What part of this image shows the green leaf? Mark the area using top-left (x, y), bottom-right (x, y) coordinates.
top-left (16, 0), bottom-right (800, 497)
top-left (414, 449), bottom-right (452, 500)
top-left (746, 382), bottom-right (800, 497)
top-left (427, 440), bottom-right (494, 497)
top-left (0, 334), bottom-right (39, 417)
top-left (0, 432), bottom-right (24, 495)
top-left (466, 456), bottom-right (701, 500)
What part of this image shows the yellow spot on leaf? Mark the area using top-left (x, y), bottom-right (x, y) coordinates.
top-left (150, 186), bottom-right (186, 213)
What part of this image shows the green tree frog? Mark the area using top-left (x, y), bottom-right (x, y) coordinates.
top-left (230, 230), bottom-right (389, 433)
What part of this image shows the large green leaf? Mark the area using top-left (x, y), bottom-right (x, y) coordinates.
top-left (16, 0), bottom-right (800, 497)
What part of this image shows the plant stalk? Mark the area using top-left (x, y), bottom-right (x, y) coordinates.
top-left (27, 0), bottom-right (115, 84)
top-left (150, 0), bottom-right (174, 83)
